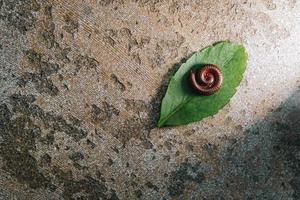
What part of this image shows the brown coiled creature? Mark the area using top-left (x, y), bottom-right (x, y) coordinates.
top-left (189, 64), bottom-right (223, 96)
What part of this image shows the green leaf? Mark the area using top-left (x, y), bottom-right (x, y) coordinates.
top-left (157, 41), bottom-right (248, 127)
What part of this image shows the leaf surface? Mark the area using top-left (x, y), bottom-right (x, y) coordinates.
top-left (158, 41), bottom-right (248, 127)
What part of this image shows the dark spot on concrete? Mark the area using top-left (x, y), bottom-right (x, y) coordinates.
top-left (130, 37), bottom-right (140, 49)
top-left (108, 158), bottom-right (114, 166)
top-left (185, 143), bottom-right (194, 152)
top-left (168, 1), bottom-right (179, 13)
top-left (69, 151), bottom-right (85, 162)
top-left (135, 0), bottom-right (160, 12)
top-left (73, 162), bottom-right (88, 171)
top-left (40, 131), bottom-right (55, 145)
top-left (112, 147), bottom-right (119, 153)
top-left (145, 182), bottom-right (159, 192)
top-left (9, 93), bottom-right (87, 141)
top-left (131, 53), bottom-right (141, 64)
top-left (26, 49), bottom-right (42, 64)
top-left (262, 0), bottom-right (277, 10)
top-left (58, 74), bottom-right (64, 81)
top-left (18, 50), bottom-right (60, 96)
top-left (49, 116), bottom-right (87, 141)
top-left (120, 98), bottom-right (159, 143)
top-left (125, 99), bottom-right (149, 113)
top-left (138, 36), bottom-right (151, 48)
top-left (134, 189), bottom-right (143, 198)
top-left (235, 125), bottom-right (243, 132)
top-left (63, 13), bottom-right (79, 35)
top-left (0, 95), bottom-right (89, 194)
top-left (59, 47), bottom-right (72, 62)
top-left (110, 74), bottom-right (126, 92)
top-left (119, 27), bottom-right (132, 38)
top-left (22, 72), bottom-right (59, 96)
top-left (164, 141), bottom-right (172, 150)
top-left (52, 166), bottom-right (109, 200)
top-left (168, 162), bottom-right (205, 197)
top-left (0, 103), bottom-right (52, 189)
top-left (86, 139), bottom-right (96, 149)
top-left (41, 4), bottom-right (58, 49)
top-left (40, 153), bottom-right (52, 167)
top-left (0, 0), bottom-right (40, 34)
top-left (103, 29), bottom-right (118, 47)
top-left (110, 116), bottom-right (150, 145)
top-left (141, 140), bottom-right (153, 149)
top-left (44, 4), bottom-right (52, 17)
top-left (75, 54), bottom-right (99, 73)
top-left (163, 155), bottom-right (170, 161)
top-left (96, 171), bottom-right (106, 183)
top-left (91, 102), bottom-right (119, 124)
top-left (151, 44), bottom-right (164, 68)
top-left (99, 0), bottom-right (124, 7)
top-left (202, 143), bottom-right (218, 155)
top-left (68, 115), bottom-right (82, 127)
top-left (109, 190), bottom-right (120, 200)
top-left (40, 62), bottom-right (59, 77)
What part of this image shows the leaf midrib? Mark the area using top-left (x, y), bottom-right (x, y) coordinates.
top-left (158, 97), bottom-right (192, 127)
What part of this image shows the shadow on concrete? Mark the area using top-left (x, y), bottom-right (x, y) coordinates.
top-left (213, 88), bottom-right (300, 199)
top-left (166, 88), bottom-right (300, 199)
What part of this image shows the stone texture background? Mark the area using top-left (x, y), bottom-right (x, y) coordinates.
top-left (0, 0), bottom-right (300, 199)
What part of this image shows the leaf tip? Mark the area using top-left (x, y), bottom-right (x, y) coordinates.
top-left (157, 119), bottom-right (164, 128)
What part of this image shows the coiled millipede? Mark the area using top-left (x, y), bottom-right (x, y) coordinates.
top-left (189, 64), bottom-right (224, 96)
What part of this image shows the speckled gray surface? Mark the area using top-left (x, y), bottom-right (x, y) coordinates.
top-left (0, 0), bottom-right (300, 199)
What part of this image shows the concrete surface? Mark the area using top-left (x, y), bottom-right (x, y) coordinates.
top-left (0, 0), bottom-right (300, 199)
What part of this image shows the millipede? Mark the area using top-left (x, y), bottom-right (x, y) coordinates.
top-left (189, 64), bottom-right (224, 96)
